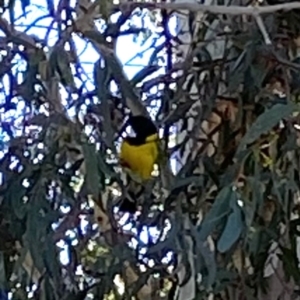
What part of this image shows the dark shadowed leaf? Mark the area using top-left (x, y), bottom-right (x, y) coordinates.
top-left (244, 176), bottom-right (263, 227)
top-left (94, 59), bottom-right (114, 148)
top-left (43, 233), bottom-right (61, 285)
top-left (82, 143), bottom-right (101, 199)
top-left (63, 290), bottom-right (89, 300)
top-left (130, 65), bottom-right (160, 86)
top-left (279, 246), bottom-right (300, 282)
top-left (250, 63), bottom-right (269, 89)
top-left (231, 47), bottom-right (248, 73)
top-left (228, 46), bottom-right (250, 92)
top-left (97, 151), bottom-right (116, 179)
top-left (5, 181), bottom-right (27, 220)
top-left (214, 269), bottom-right (238, 293)
top-left (27, 114), bottom-right (49, 126)
top-left (172, 176), bottom-right (204, 190)
top-left (0, 252), bottom-right (7, 290)
top-left (49, 46), bottom-right (75, 89)
top-left (290, 57), bottom-right (300, 92)
top-left (43, 275), bottom-right (56, 300)
top-left (24, 219), bottom-right (45, 273)
top-left (198, 186), bottom-right (232, 241)
top-left (237, 103), bottom-right (298, 154)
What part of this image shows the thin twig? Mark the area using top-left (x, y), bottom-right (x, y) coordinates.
top-left (255, 14), bottom-right (272, 45)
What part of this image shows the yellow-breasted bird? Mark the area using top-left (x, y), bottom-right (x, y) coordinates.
top-left (118, 115), bottom-right (159, 212)
top-left (120, 115), bottom-right (159, 180)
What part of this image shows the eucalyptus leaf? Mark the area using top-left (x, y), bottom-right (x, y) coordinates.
top-left (171, 176), bottom-right (203, 190)
top-left (0, 252), bottom-right (7, 290)
top-left (198, 238), bottom-right (217, 288)
top-left (198, 186), bottom-right (232, 241)
top-left (245, 176), bottom-right (264, 227)
top-left (250, 64), bottom-right (268, 89)
top-left (94, 59), bottom-right (114, 148)
top-left (130, 65), bottom-right (160, 86)
top-left (24, 206), bottom-right (48, 275)
top-left (217, 202), bottom-right (243, 253)
top-left (48, 45), bottom-right (75, 89)
top-left (82, 143), bottom-right (101, 199)
top-left (237, 103), bottom-right (298, 154)
top-left (279, 246), bottom-right (300, 282)
top-left (43, 234), bottom-right (61, 285)
top-left (7, 181), bottom-right (27, 219)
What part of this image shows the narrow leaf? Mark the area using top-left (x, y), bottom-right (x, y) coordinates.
top-left (93, 59), bottom-right (114, 148)
top-left (49, 46), bottom-right (75, 89)
top-left (130, 65), bottom-right (160, 86)
top-left (198, 186), bottom-right (232, 241)
top-left (172, 176), bottom-right (204, 190)
top-left (82, 143), bottom-right (101, 199)
top-left (237, 103), bottom-right (298, 154)
top-left (0, 252), bottom-right (7, 290)
top-left (217, 203), bottom-right (243, 253)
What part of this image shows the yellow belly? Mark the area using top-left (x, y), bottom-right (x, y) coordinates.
top-left (120, 134), bottom-right (158, 180)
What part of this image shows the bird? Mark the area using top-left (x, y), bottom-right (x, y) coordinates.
top-left (119, 115), bottom-right (159, 181)
top-left (118, 115), bottom-right (159, 213)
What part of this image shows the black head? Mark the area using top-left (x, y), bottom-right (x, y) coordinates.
top-left (127, 115), bottom-right (158, 139)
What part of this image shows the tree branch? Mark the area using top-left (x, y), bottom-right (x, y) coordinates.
top-left (116, 2), bottom-right (300, 16)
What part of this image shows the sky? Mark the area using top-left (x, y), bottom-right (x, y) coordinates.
top-left (0, 0), bottom-right (177, 271)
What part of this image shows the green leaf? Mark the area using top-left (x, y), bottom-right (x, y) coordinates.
top-left (63, 290), bottom-right (89, 300)
top-left (27, 114), bottom-right (49, 126)
top-left (82, 143), bottom-right (101, 199)
top-left (43, 233), bottom-right (61, 285)
top-left (247, 227), bottom-right (266, 256)
top-left (0, 252), bottom-right (7, 290)
top-left (228, 45), bottom-right (252, 92)
top-left (24, 210), bottom-right (47, 274)
top-left (279, 246), bottom-right (300, 282)
top-left (290, 57), bottom-right (300, 92)
top-left (214, 269), bottom-right (238, 293)
top-left (197, 235), bottom-right (217, 288)
top-left (171, 176), bottom-right (204, 190)
top-left (250, 63), bottom-right (269, 89)
top-left (237, 103), bottom-right (298, 154)
top-left (7, 181), bottom-right (27, 219)
top-left (245, 175), bottom-right (264, 227)
top-left (19, 63), bottom-right (38, 103)
top-left (94, 59), bottom-right (114, 148)
top-left (42, 275), bottom-right (56, 300)
top-left (97, 151), bottom-right (115, 179)
top-left (231, 47), bottom-right (248, 73)
top-left (49, 46), bottom-right (75, 89)
top-left (198, 186), bottom-right (232, 241)
top-left (217, 201), bottom-right (243, 253)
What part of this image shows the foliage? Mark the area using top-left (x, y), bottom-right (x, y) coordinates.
top-left (1, 0), bottom-right (300, 300)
